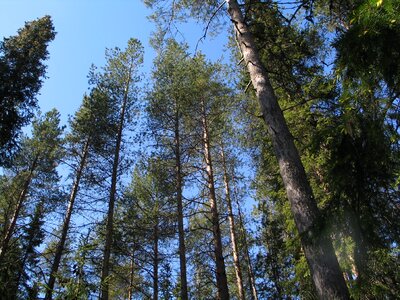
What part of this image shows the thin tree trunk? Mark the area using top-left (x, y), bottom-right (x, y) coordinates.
top-left (201, 100), bottom-right (230, 300)
top-left (16, 200), bottom-right (44, 290)
top-left (0, 156), bottom-right (38, 263)
top-left (220, 143), bottom-right (245, 300)
top-left (153, 218), bottom-right (159, 300)
top-left (226, 1), bottom-right (349, 298)
top-left (128, 252), bottom-right (135, 300)
top-left (232, 177), bottom-right (259, 300)
top-left (174, 110), bottom-right (189, 300)
top-left (45, 140), bottom-right (90, 300)
top-left (100, 65), bottom-right (132, 300)
top-left (345, 204), bottom-right (366, 288)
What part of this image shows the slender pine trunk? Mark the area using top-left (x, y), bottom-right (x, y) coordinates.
top-left (0, 156), bottom-right (38, 263)
top-left (232, 177), bottom-right (259, 300)
top-left (226, 1), bottom-right (349, 298)
top-left (45, 140), bottom-right (89, 300)
top-left (100, 68), bottom-right (132, 300)
top-left (220, 143), bottom-right (245, 300)
top-left (174, 111), bottom-right (189, 300)
top-left (16, 201), bottom-right (44, 290)
top-left (201, 100), bottom-right (230, 300)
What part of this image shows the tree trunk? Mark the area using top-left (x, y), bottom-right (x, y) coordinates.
top-left (100, 69), bottom-right (131, 300)
top-left (16, 200), bottom-right (44, 290)
top-left (174, 111), bottom-right (189, 300)
top-left (45, 140), bottom-right (89, 300)
top-left (0, 156), bottom-right (38, 263)
top-left (220, 143), bottom-right (245, 300)
top-left (226, 1), bottom-right (349, 298)
top-left (153, 219), bottom-right (159, 300)
top-left (128, 253), bottom-right (135, 300)
top-left (233, 177), bottom-right (259, 300)
top-left (201, 100), bottom-right (230, 300)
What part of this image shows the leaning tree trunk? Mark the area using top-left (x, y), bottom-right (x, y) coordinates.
top-left (201, 100), bottom-right (230, 300)
top-left (45, 140), bottom-right (90, 300)
top-left (220, 143), bottom-right (245, 300)
top-left (226, 1), bottom-right (349, 298)
top-left (0, 156), bottom-right (38, 263)
top-left (174, 110), bottom-right (189, 300)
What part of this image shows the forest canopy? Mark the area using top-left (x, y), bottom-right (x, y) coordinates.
top-left (0, 1), bottom-right (399, 299)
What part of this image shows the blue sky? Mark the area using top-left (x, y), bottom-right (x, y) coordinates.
top-left (0, 0), bottom-right (228, 124)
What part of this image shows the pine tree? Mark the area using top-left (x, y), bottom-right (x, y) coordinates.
top-left (147, 40), bottom-right (196, 300)
top-left (143, 2), bottom-right (350, 297)
top-left (44, 89), bottom-right (114, 299)
top-left (0, 109), bottom-right (64, 297)
top-left (0, 16), bottom-right (56, 164)
top-left (89, 38), bottom-right (143, 300)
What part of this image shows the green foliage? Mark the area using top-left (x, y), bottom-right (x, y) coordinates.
top-left (0, 109), bottom-right (64, 298)
top-left (0, 16), bottom-right (56, 164)
top-left (334, 0), bottom-right (400, 92)
top-left (110, 157), bottom-right (176, 298)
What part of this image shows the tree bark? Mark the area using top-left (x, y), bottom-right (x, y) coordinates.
top-left (45, 140), bottom-right (89, 300)
top-left (201, 100), bottom-right (230, 300)
top-left (0, 155), bottom-right (38, 263)
top-left (220, 143), bottom-right (245, 300)
top-left (174, 110), bottom-right (189, 300)
top-left (226, 1), bottom-right (350, 299)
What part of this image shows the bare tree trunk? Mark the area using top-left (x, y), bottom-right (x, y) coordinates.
top-left (220, 143), bottom-right (245, 300)
top-left (0, 156), bottom-right (38, 263)
top-left (226, 1), bottom-right (349, 298)
top-left (201, 100), bottom-right (230, 300)
top-left (100, 68), bottom-right (132, 300)
top-left (45, 140), bottom-right (90, 300)
top-left (174, 111), bottom-right (189, 300)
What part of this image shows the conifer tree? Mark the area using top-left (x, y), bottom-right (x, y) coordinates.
top-left (90, 38), bottom-right (143, 300)
top-left (147, 40), bottom-right (195, 300)
top-left (0, 16), bottom-right (56, 164)
top-left (0, 109), bottom-right (64, 297)
top-left (44, 90), bottom-right (113, 299)
top-left (143, 1), bottom-right (350, 297)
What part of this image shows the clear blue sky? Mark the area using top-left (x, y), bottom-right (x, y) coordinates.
top-left (0, 0), bottom-right (228, 124)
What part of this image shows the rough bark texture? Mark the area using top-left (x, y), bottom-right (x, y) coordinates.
top-left (45, 140), bottom-right (89, 300)
top-left (0, 156), bottom-right (38, 263)
top-left (226, 1), bottom-right (350, 299)
top-left (220, 144), bottom-right (245, 300)
top-left (201, 101), bottom-right (230, 300)
top-left (174, 112), bottom-right (189, 300)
